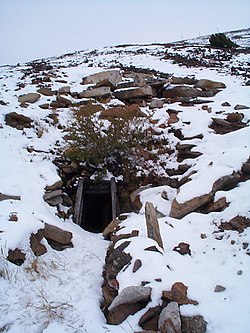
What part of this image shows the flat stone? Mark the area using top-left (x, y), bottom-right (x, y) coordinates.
top-left (173, 242), bottom-right (191, 256)
top-left (7, 248), bottom-right (26, 266)
top-left (149, 99), bottom-right (165, 109)
top-left (43, 223), bottom-right (73, 245)
top-left (214, 285), bottom-right (226, 292)
top-left (5, 112), bottom-right (33, 130)
top-left (195, 79), bottom-right (226, 90)
top-left (79, 86), bottom-right (111, 98)
top-left (18, 93), bottom-right (40, 103)
top-left (37, 87), bottom-right (56, 96)
top-left (82, 70), bottom-right (122, 86)
top-left (234, 104), bottom-right (249, 110)
top-left (114, 86), bottom-right (153, 100)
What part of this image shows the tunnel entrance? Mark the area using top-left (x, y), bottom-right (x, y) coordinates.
top-left (74, 178), bottom-right (119, 233)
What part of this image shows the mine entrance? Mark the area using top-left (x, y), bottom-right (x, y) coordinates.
top-left (74, 178), bottom-right (118, 233)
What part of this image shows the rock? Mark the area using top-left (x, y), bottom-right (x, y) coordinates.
top-left (102, 219), bottom-right (121, 240)
top-left (220, 216), bottom-right (250, 233)
top-left (0, 192), bottom-right (21, 201)
top-left (171, 76), bottom-right (198, 85)
top-left (79, 86), bottom-right (111, 98)
top-left (195, 79), bottom-right (226, 90)
top-left (18, 93), bottom-right (40, 103)
top-left (114, 86), bottom-right (153, 100)
top-left (181, 315), bottom-right (207, 333)
top-left (56, 94), bottom-right (73, 107)
top-left (8, 213), bottom-right (18, 222)
top-left (30, 232), bottom-right (47, 256)
top-left (139, 306), bottom-right (162, 331)
top-left (5, 112), bottom-right (33, 130)
top-left (173, 243), bottom-right (191, 256)
top-left (45, 180), bottom-right (63, 191)
top-left (43, 189), bottom-right (63, 206)
top-left (133, 259), bottom-right (142, 273)
top-left (214, 285), bottom-right (226, 292)
top-left (212, 172), bottom-right (241, 192)
top-left (43, 223), bottom-right (73, 245)
top-left (210, 117), bottom-right (246, 134)
top-left (82, 70), bottom-right (122, 86)
top-left (162, 282), bottom-right (198, 305)
top-left (163, 86), bottom-right (202, 99)
top-left (226, 112), bottom-right (244, 123)
top-left (221, 101), bottom-right (231, 107)
top-left (58, 86), bottom-right (71, 94)
top-left (111, 230), bottom-right (139, 244)
top-left (37, 87), bottom-right (56, 96)
top-left (149, 99), bottom-right (165, 109)
top-left (7, 248), bottom-right (26, 266)
top-left (145, 202), bottom-right (164, 249)
top-left (234, 104), bottom-right (249, 110)
top-left (39, 103), bottom-right (50, 109)
top-left (158, 302), bottom-right (182, 333)
top-left (242, 162), bottom-right (250, 174)
top-left (76, 101), bottom-right (105, 117)
top-left (107, 286), bottom-right (152, 324)
top-left (202, 197), bottom-right (228, 213)
top-left (170, 193), bottom-right (213, 219)
top-left (100, 104), bottom-right (146, 119)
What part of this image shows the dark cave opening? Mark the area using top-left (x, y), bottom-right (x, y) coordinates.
top-left (80, 190), bottom-right (113, 233)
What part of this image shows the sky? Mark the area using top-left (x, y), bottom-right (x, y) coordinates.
top-left (0, 0), bottom-right (249, 65)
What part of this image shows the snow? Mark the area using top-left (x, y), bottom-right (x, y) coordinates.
top-left (1, 31), bottom-right (250, 333)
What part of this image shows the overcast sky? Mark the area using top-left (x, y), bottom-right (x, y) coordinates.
top-left (0, 0), bottom-right (249, 65)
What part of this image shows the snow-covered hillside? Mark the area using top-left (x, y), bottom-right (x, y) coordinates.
top-left (0, 30), bottom-right (250, 333)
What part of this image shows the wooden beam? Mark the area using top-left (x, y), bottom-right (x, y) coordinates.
top-left (110, 177), bottom-right (118, 220)
top-left (74, 178), bottom-right (84, 225)
top-left (145, 202), bottom-right (164, 249)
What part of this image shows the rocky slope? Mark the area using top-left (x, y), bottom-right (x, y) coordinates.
top-left (0, 29), bottom-right (250, 333)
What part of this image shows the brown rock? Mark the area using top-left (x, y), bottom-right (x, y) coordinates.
top-left (43, 189), bottom-right (62, 206)
top-left (56, 94), bottom-right (72, 107)
top-left (5, 112), bottom-right (32, 130)
top-left (163, 282), bottom-right (198, 305)
top-left (18, 92), bottom-right (40, 103)
top-left (163, 86), bottom-right (202, 99)
top-left (139, 306), bottom-right (162, 331)
top-left (173, 243), bottom-right (191, 256)
top-left (220, 216), bottom-right (250, 233)
top-left (0, 193), bottom-right (20, 201)
top-left (79, 86), bottom-right (111, 99)
top-left (43, 223), bottom-right (72, 245)
top-left (45, 181), bottom-right (63, 192)
top-left (37, 87), bottom-right (56, 96)
top-left (221, 102), bottom-right (231, 107)
top-left (133, 259), bottom-right (142, 273)
top-left (111, 230), bottom-right (139, 244)
top-left (107, 286), bottom-right (152, 324)
top-left (82, 70), bottom-right (122, 86)
top-left (181, 315), bottom-right (207, 333)
top-left (226, 112), bottom-right (244, 123)
top-left (39, 103), bottom-right (50, 109)
top-left (102, 219), bottom-right (121, 240)
top-left (7, 248), bottom-right (26, 266)
top-left (195, 79), bottom-right (226, 90)
top-left (114, 86), bottom-right (153, 100)
top-left (170, 193), bottom-right (213, 219)
top-left (171, 76), bottom-right (198, 85)
top-left (30, 232), bottom-right (47, 256)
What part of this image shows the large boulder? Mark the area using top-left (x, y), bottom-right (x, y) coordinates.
top-left (5, 112), bottom-right (33, 130)
top-left (163, 86), bottom-right (202, 99)
top-left (82, 70), bottom-right (122, 86)
top-left (195, 79), bottom-right (226, 90)
top-left (79, 86), bottom-right (111, 98)
top-left (18, 93), bottom-right (40, 103)
top-left (107, 286), bottom-right (152, 324)
top-left (114, 86), bottom-right (153, 100)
